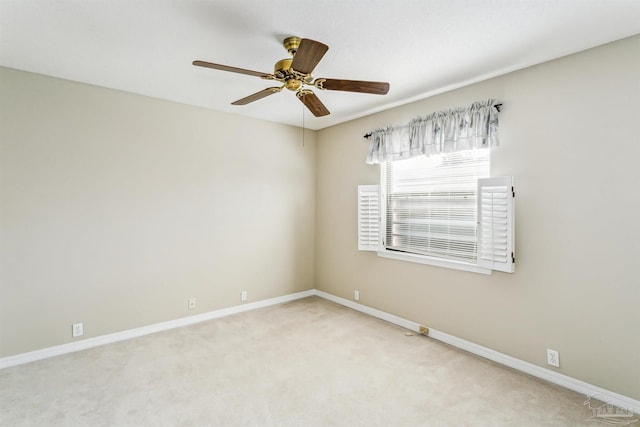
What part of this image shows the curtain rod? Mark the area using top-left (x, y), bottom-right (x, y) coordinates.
top-left (363, 103), bottom-right (502, 139)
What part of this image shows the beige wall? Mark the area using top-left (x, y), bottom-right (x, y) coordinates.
top-left (316, 35), bottom-right (640, 400)
top-left (0, 67), bottom-right (316, 357)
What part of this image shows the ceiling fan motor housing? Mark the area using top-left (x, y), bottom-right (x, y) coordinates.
top-left (274, 58), bottom-right (304, 91)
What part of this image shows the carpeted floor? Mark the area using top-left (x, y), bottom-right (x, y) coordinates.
top-left (0, 296), bottom-right (601, 426)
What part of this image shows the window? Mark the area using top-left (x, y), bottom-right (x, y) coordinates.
top-left (383, 148), bottom-right (489, 263)
top-left (358, 149), bottom-right (514, 274)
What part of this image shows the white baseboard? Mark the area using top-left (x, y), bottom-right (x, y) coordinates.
top-left (313, 289), bottom-right (640, 415)
top-left (0, 289), bottom-right (314, 370)
top-left (2, 288), bottom-right (637, 416)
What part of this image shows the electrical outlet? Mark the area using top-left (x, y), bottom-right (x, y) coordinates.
top-left (188, 297), bottom-right (196, 310)
top-left (72, 322), bottom-right (83, 338)
top-left (354, 290), bottom-right (360, 301)
top-left (241, 291), bottom-right (247, 302)
top-left (547, 349), bottom-right (560, 367)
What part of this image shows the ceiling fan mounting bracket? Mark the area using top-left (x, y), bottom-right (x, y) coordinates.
top-left (283, 36), bottom-right (302, 55)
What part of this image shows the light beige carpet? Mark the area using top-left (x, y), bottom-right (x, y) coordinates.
top-left (0, 296), bottom-right (601, 426)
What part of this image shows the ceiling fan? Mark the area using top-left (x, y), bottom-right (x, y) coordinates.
top-left (193, 36), bottom-right (390, 117)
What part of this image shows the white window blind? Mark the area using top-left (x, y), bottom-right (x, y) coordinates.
top-left (477, 177), bottom-right (515, 272)
top-left (383, 149), bottom-right (490, 263)
top-left (357, 185), bottom-right (381, 251)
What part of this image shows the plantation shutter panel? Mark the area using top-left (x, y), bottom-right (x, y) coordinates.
top-left (477, 177), bottom-right (515, 272)
top-left (358, 185), bottom-right (381, 251)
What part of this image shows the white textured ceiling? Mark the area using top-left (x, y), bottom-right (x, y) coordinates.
top-left (1, 0), bottom-right (639, 130)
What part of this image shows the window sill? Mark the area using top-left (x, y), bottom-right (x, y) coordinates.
top-left (376, 250), bottom-right (492, 275)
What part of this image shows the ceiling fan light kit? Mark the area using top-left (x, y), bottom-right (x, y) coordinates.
top-left (193, 36), bottom-right (390, 117)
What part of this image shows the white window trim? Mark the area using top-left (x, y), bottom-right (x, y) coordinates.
top-left (376, 249), bottom-right (492, 275)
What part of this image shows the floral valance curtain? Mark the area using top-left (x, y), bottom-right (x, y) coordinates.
top-left (366, 99), bottom-right (500, 164)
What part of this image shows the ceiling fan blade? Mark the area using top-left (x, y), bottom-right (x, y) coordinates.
top-left (291, 39), bottom-right (329, 75)
top-left (297, 91), bottom-right (330, 117)
top-left (318, 79), bottom-right (390, 95)
top-left (192, 60), bottom-right (270, 78)
top-left (231, 87), bottom-right (281, 105)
